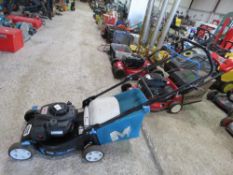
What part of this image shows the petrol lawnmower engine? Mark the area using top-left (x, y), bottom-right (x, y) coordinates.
top-left (24, 102), bottom-right (78, 142)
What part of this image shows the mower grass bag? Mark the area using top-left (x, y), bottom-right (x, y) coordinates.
top-left (102, 26), bottom-right (131, 44)
top-left (95, 89), bottom-right (149, 144)
top-left (112, 30), bottom-right (131, 45)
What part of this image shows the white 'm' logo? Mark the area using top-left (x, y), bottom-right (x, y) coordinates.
top-left (110, 126), bottom-right (131, 142)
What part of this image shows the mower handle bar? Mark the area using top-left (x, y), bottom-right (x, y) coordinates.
top-left (84, 39), bottom-right (216, 131)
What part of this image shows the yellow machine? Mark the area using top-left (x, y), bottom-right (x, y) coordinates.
top-left (225, 52), bottom-right (233, 59)
top-left (217, 52), bottom-right (233, 92)
top-left (218, 70), bottom-right (233, 93)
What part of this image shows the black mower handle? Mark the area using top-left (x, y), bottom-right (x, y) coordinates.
top-left (84, 39), bottom-right (218, 131)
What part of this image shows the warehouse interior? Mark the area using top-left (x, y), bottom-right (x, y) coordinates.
top-left (0, 0), bottom-right (233, 175)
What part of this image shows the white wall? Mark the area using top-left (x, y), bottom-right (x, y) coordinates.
top-left (153, 0), bottom-right (191, 16)
top-left (188, 9), bottom-right (211, 22)
top-left (191, 0), bottom-right (218, 12)
top-left (186, 0), bottom-right (231, 23)
top-left (127, 0), bottom-right (149, 26)
top-left (127, 0), bottom-right (232, 24)
top-left (216, 0), bottom-right (233, 14)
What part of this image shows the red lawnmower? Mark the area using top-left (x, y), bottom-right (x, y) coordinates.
top-left (121, 39), bottom-right (215, 113)
top-left (163, 36), bottom-right (233, 93)
top-left (112, 53), bottom-right (151, 79)
top-left (109, 43), bottom-right (151, 79)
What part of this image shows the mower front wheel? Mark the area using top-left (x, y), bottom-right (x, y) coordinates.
top-left (8, 143), bottom-right (34, 161)
top-left (112, 66), bottom-right (126, 79)
top-left (24, 110), bottom-right (39, 122)
top-left (227, 91), bottom-right (233, 103)
top-left (168, 102), bottom-right (182, 114)
top-left (82, 145), bottom-right (104, 162)
top-left (121, 83), bottom-right (133, 92)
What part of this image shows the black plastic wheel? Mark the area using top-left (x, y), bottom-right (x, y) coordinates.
top-left (8, 143), bottom-right (34, 161)
top-left (112, 66), bottom-right (126, 79)
top-left (220, 117), bottom-right (233, 127)
top-left (24, 110), bottom-right (39, 122)
top-left (207, 91), bottom-right (218, 101)
top-left (168, 102), bottom-right (182, 114)
top-left (121, 83), bottom-right (133, 92)
top-left (82, 145), bottom-right (104, 162)
top-left (227, 91), bottom-right (233, 103)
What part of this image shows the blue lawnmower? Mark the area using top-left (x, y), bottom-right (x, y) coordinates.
top-left (8, 39), bottom-right (214, 162)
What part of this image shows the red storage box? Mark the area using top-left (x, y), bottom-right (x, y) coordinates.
top-left (0, 27), bottom-right (24, 53)
top-left (7, 15), bottom-right (42, 29)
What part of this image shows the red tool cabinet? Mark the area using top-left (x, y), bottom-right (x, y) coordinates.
top-left (0, 27), bottom-right (24, 53)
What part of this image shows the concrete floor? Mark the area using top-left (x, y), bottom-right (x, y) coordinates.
top-left (0, 1), bottom-right (233, 175)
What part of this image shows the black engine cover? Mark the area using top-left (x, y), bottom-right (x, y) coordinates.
top-left (24, 102), bottom-right (77, 141)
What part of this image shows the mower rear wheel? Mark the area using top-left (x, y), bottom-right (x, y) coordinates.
top-left (168, 102), bottom-right (182, 114)
top-left (220, 117), bottom-right (233, 127)
top-left (112, 67), bottom-right (126, 79)
top-left (227, 91), bottom-right (233, 103)
top-left (8, 143), bottom-right (34, 161)
top-left (207, 91), bottom-right (218, 101)
top-left (83, 145), bottom-right (104, 162)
